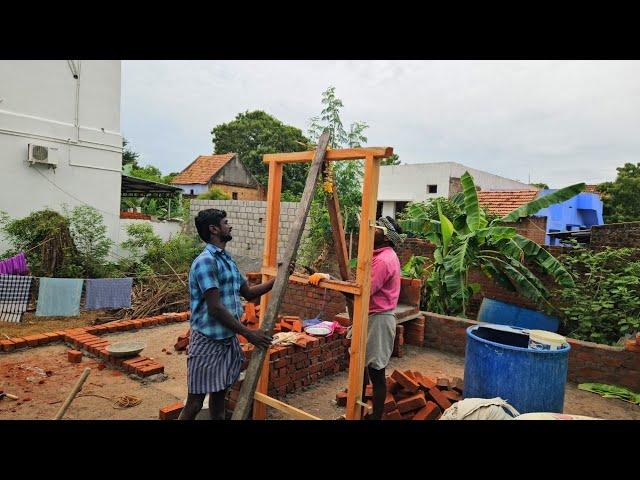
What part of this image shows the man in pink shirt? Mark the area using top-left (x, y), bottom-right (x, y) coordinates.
top-left (310, 216), bottom-right (406, 419)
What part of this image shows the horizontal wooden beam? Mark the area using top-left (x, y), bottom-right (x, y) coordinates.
top-left (260, 267), bottom-right (362, 295)
top-left (253, 392), bottom-right (321, 420)
top-left (263, 147), bottom-right (393, 164)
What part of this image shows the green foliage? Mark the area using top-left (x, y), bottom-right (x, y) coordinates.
top-left (554, 246), bottom-right (640, 345)
top-left (119, 223), bottom-right (201, 276)
top-left (281, 191), bottom-right (301, 202)
top-left (65, 205), bottom-right (114, 278)
top-left (531, 182), bottom-right (549, 190)
top-left (211, 110), bottom-right (311, 197)
top-left (299, 86), bottom-right (369, 271)
top-left (399, 171), bottom-right (576, 317)
top-left (122, 138), bottom-right (140, 168)
top-left (578, 383), bottom-right (640, 404)
top-left (0, 206), bottom-right (115, 278)
top-left (598, 162), bottom-right (640, 223)
top-left (197, 187), bottom-right (231, 200)
top-left (381, 154), bottom-right (401, 166)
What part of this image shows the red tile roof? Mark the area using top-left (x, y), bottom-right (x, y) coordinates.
top-left (171, 153), bottom-right (236, 185)
top-left (477, 190), bottom-right (540, 216)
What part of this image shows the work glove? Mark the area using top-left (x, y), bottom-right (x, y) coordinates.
top-left (308, 272), bottom-right (330, 286)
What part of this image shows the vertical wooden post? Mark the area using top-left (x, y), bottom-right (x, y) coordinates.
top-left (345, 154), bottom-right (381, 420)
top-left (253, 160), bottom-right (282, 420)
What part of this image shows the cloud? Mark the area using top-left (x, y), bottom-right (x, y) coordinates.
top-left (122, 60), bottom-right (640, 187)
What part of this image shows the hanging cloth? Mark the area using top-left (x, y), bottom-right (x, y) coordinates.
top-left (0, 274), bottom-right (33, 323)
top-left (84, 277), bottom-right (133, 310)
top-left (0, 252), bottom-right (29, 276)
top-left (35, 278), bottom-right (84, 317)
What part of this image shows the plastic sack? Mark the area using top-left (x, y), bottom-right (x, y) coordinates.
top-left (439, 397), bottom-right (520, 420)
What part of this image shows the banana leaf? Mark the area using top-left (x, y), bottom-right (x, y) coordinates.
top-left (437, 203), bottom-right (454, 254)
top-left (498, 183), bottom-right (586, 224)
top-left (461, 171), bottom-right (487, 231)
top-left (578, 383), bottom-right (640, 405)
top-left (512, 235), bottom-right (575, 287)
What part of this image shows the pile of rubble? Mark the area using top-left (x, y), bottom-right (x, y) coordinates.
top-left (336, 370), bottom-right (463, 420)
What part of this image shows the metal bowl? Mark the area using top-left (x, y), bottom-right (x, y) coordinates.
top-left (106, 341), bottom-right (146, 358)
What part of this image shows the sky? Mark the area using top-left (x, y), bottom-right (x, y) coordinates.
top-left (121, 60), bottom-right (640, 188)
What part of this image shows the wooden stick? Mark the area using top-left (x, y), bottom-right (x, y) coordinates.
top-left (232, 131), bottom-right (330, 420)
top-left (54, 367), bottom-right (91, 420)
top-left (254, 392), bottom-right (321, 420)
top-left (162, 258), bottom-right (187, 287)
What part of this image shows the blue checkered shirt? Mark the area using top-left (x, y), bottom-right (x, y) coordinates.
top-left (189, 243), bottom-right (247, 340)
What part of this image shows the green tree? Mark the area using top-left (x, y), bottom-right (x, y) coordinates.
top-left (66, 205), bottom-right (114, 278)
top-left (598, 162), bottom-right (640, 223)
top-left (122, 138), bottom-right (140, 168)
top-left (211, 110), bottom-right (311, 196)
top-left (300, 86), bottom-right (372, 270)
top-left (399, 172), bottom-right (585, 317)
top-left (381, 154), bottom-right (401, 166)
top-left (531, 182), bottom-right (549, 190)
top-left (197, 187), bottom-right (231, 200)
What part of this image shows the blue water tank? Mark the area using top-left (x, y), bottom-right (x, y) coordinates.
top-left (478, 298), bottom-right (560, 332)
top-left (464, 325), bottom-right (570, 413)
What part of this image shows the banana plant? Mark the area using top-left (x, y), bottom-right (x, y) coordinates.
top-left (399, 171), bottom-right (585, 317)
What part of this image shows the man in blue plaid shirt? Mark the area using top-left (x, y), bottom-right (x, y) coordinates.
top-left (179, 208), bottom-right (289, 420)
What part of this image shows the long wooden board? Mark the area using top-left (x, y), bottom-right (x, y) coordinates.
top-left (253, 392), bottom-right (321, 420)
top-left (263, 147), bottom-right (393, 164)
top-left (231, 131), bottom-right (330, 420)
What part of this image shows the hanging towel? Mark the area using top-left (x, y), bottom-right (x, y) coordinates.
top-left (0, 274), bottom-right (33, 323)
top-left (35, 278), bottom-right (84, 317)
top-left (0, 252), bottom-right (29, 276)
top-left (84, 277), bottom-right (133, 310)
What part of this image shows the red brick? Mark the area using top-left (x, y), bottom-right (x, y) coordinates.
top-left (427, 387), bottom-right (452, 411)
top-left (386, 377), bottom-right (400, 394)
top-left (397, 391), bottom-right (427, 413)
top-left (415, 373), bottom-right (437, 391)
top-left (383, 409), bottom-right (402, 420)
top-left (391, 370), bottom-right (420, 393)
top-left (442, 390), bottom-right (462, 403)
top-left (67, 349), bottom-right (82, 363)
top-left (159, 402), bottom-right (184, 420)
top-left (137, 364), bottom-right (164, 377)
top-left (625, 340), bottom-right (640, 353)
top-left (436, 378), bottom-right (451, 390)
top-left (23, 334), bottom-right (43, 347)
top-left (335, 391), bottom-right (348, 407)
top-left (451, 377), bottom-right (464, 393)
top-left (412, 401), bottom-right (441, 420)
top-left (383, 392), bottom-right (397, 413)
top-left (0, 339), bottom-right (16, 352)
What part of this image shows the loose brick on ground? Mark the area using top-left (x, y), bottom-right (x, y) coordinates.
top-left (391, 370), bottom-right (420, 393)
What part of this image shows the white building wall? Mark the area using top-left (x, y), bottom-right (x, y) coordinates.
top-left (114, 219), bottom-right (183, 259)
top-left (0, 60), bottom-right (123, 253)
top-left (377, 162), bottom-right (531, 204)
top-left (176, 184), bottom-right (208, 196)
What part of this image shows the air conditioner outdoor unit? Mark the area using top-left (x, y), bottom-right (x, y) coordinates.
top-left (27, 144), bottom-right (58, 167)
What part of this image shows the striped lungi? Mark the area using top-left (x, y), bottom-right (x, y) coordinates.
top-left (187, 329), bottom-right (243, 394)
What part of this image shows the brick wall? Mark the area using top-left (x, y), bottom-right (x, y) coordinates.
top-left (423, 312), bottom-right (640, 391)
top-left (280, 282), bottom-right (347, 322)
top-left (512, 217), bottom-right (547, 245)
top-left (225, 331), bottom-right (351, 415)
top-left (190, 199), bottom-right (309, 263)
top-left (591, 221), bottom-right (640, 248)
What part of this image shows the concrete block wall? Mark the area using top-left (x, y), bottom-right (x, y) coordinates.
top-left (189, 200), bottom-right (309, 264)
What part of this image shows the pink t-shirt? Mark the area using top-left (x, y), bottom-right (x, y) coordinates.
top-left (369, 246), bottom-right (401, 314)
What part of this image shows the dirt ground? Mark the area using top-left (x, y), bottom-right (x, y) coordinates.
top-left (1, 322), bottom-right (638, 420)
top-left (0, 310), bottom-right (107, 339)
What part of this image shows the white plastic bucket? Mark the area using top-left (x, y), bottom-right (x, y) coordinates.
top-left (528, 330), bottom-right (567, 351)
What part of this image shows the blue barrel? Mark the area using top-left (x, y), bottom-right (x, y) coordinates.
top-left (478, 298), bottom-right (560, 332)
top-left (464, 325), bottom-right (570, 413)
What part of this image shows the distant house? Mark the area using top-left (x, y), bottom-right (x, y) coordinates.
top-left (171, 153), bottom-right (265, 200)
top-left (377, 162), bottom-right (532, 219)
top-left (478, 189), bottom-right (604, 245)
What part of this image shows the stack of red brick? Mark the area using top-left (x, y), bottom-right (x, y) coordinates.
top-left (392, 316), bottom-right (426, 358)
top-left (626, 333), bottom-right (640, 353)
top-left (336, 370), bottom-right (463, 420)
top-left (119, 211), bottom-right (152, 220)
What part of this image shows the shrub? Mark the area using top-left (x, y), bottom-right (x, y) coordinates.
top-left (197, 188), bottom-right (230, 200)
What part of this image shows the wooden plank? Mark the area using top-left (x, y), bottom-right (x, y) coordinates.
top-left (232, 131), bottom-right (330, 420)
top-left (263, 147), bottom-right (393, 164)
top-left (259, 268), bottom-right (362, 295)
top-left (254, 159), bottom-right (284, 420)
top-left (345, 153), bottom-right (381, 420)
top-left (323, 164), bottom-right (354, 321)
top-left (253, 392), bottom-right (321, 420)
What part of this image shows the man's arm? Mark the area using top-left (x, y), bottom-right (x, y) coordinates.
top-left (239, 263), bottom-right (295, 300)
top-left (204, 288), bottom-right (272, 349)
top-left (239, 279), bottom-right (275, 301)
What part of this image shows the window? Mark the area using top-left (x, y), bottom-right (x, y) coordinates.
top-left (427, 184), bottom-right (438, 194)
top-left (232, 192), bottom-right (238, 200)
top-left (190, 189), bottom-right (194, 196)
